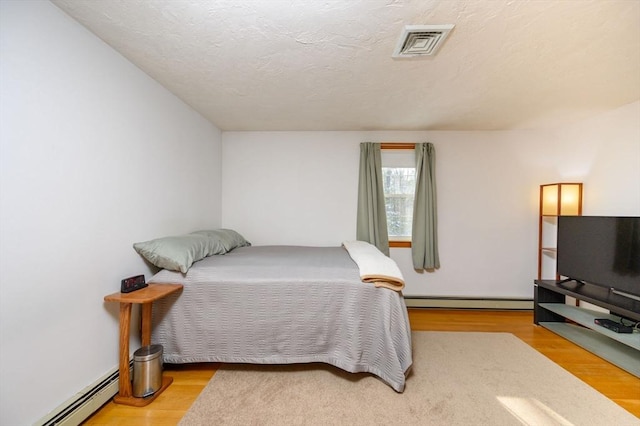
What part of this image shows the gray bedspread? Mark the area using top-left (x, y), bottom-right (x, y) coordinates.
top-left (149, 245), bottom-right (413, 392)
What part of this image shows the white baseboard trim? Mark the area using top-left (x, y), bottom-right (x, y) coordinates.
top-left (405, 297), bottom-right (533, 310)
top-left (36, 362), bottom-right (131, 426)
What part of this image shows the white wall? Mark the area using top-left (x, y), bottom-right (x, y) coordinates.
top-left (222, 102), bottom-right (640, 299)
top-left (555, 101), bottom-right (640, 216)
top-left (0, 2), bottom-right (221, 424)
top-left (222, 132), bottom-right (359, 246)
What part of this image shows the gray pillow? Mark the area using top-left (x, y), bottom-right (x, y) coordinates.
top-left (133, 233), bottom-right (222, 273)
top-left (192, 229), bottom-right (251, 252)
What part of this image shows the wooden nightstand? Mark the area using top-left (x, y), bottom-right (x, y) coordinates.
top-left (104, 283), bottom-right (183, 406)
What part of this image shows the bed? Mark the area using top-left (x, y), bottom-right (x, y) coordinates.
top-left (137, 233), bottom-right (412, 392)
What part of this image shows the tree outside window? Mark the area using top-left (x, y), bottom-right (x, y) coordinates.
top-left (382, 167), bottom-right (415, 240)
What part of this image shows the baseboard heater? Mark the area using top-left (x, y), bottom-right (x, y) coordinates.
top-left (404, 296), bottom-right (533, 310)
top-left (36, 361), bottom-right (132, 426)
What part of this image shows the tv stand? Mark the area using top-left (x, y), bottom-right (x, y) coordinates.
top-left (534, 279), bottom-right (640, 378)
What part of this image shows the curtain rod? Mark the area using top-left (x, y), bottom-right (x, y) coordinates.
top-left (380, 143), bottom-right (415, 150)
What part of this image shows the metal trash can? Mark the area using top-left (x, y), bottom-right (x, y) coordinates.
top-left (132, 344), bottom-right (163, 398)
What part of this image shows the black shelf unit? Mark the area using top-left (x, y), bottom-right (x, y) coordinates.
top-left (535, 280), bottom-right (640, 323)
top-left (534, 279), bottom-right (640, 378)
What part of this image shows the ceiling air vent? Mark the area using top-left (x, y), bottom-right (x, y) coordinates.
top-left (392, 24), bottom-right (455, 58)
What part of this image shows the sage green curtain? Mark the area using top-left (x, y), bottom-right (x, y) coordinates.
top-left (412, 143), bottom-right (439, 270)
top-left (356, 142), bottom-right (390, 256)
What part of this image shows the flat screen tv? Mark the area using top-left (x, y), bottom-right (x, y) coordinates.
top-left (557, 216), bottom-right (640, 301)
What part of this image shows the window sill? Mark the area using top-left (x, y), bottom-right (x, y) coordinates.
top-left (389, 241), bottom-right (411, 248)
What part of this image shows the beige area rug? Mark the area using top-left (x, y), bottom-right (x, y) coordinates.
top-left (179, 332), bottom-right (639, 425)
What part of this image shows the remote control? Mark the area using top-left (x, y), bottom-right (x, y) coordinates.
top-left (594, 318), bottom-right (633, 334)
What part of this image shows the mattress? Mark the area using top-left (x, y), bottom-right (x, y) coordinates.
top-left (149, 245), bottom-right (413, 392)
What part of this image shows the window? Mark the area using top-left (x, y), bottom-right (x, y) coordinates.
top-left (381, 144), bottom-right (415, 247)
top-left (382, 167), bottom-right (415, 239)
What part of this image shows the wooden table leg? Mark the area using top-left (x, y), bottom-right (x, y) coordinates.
top-left (141, 302), bottom-right (152, 347)
top-left (117, 302), bottom-right (132, 398)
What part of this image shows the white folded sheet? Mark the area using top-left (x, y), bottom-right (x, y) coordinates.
top-left (342, 240), bottom-right (405, 292)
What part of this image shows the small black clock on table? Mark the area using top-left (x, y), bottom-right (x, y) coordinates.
top-left (121, 274), bottom-right (148, 293)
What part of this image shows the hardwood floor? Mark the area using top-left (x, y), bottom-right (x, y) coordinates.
top-left (82, 309), bottom-right (640, 424)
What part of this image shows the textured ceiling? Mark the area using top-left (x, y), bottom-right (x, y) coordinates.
top-left (52, 0), bottom-right (640, 131)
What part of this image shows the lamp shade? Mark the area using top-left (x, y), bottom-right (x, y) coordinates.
top-left (540, 183), bottom-right (583, 216)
